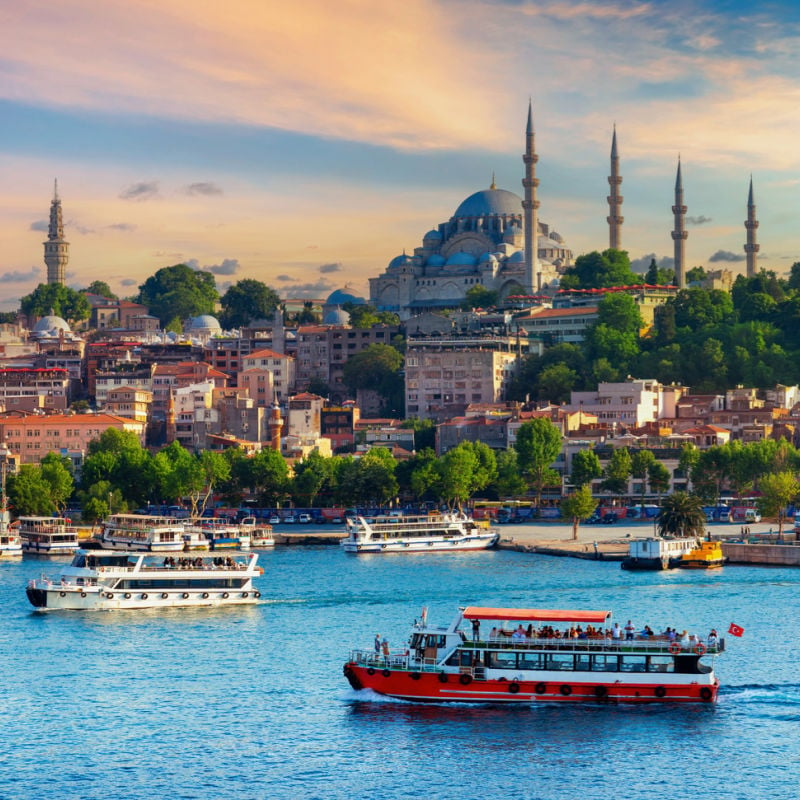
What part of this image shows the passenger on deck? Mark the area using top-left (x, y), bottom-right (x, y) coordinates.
top-left (707, 629), bottom-right (718, 647)
top-left (489, 626), bottom-right (498, 640)
top-left (624, 620), bottom-right (635, 640)
top-left (471, 618), bottom-right (480, 642)
top-left (612, 622), bottom-right (621, 640)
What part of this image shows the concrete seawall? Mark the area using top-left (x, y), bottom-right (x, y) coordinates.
top-left (722, 542), bottom-right (800, 566)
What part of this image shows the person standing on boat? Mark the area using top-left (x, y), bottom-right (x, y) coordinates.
top-left (471, 618), bottom-right (480, 642)
top-left (382, 636), bottom-right (390, 664)
top-left (375, 634), bottom-right (381, 654)
top-left (612, 622), bottom-right (622, 641)
top-left (624, 620), bottom-right (635, 640)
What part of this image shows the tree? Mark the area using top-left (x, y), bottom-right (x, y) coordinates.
top-left (8, 465), bottom-right (56, 516)
top-left (560, 485), bottom-right (598, 541)
top-left (400, 418), bottom-right (436, 451)
top-left (353, 449), bottom-right (398, 506)
top-left (756, 471), bottom-right (799, 541)
top-left (343, 303), bottom-right (400, 328)
top-left (437, 442), bottom-right (496, 509)
top-left (342, 344), bottom-right (404, 416)
top-left (514, 418), bottom-right (562, 506)
top-left (648, 461), bottom-right (671, 506)
top-left (40, 453), bottom-right (74, 514)
top-left (291, 451), bottom-right (335, 507)
top-left (460, 286), bottom-right (499, 310)
top-left (537, 364), bottom-right (578, 404)
top-left (630, 450), bottom-right (656, 509)
top-left (240, 449), bottom-right (290, 507)
top-left (219, 279), bottom-right (281, 328)
top-left (491, 449), bottom-right (527, 499)
top-left (558, 249), bottom-right (640, 290)
top-left (136, 264), bottom-right (218, 327)
top-left (569, 449), bottom-right (602, 489)
top-left (83, 280), bottom-right (117, 300)
top-left (656, 492), bottom-right (706, 538)
top-left (20, 283), bottom-right (90, 325)
top-left (191, 450), bottom-right (231, 516)
top-left (600, 447), bottom-right (631, 498)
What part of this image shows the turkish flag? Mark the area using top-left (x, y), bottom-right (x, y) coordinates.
top-left (728, 623), bottom-right (744, 637)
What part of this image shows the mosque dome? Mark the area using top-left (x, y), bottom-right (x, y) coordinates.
top-left (326, 288), bottom-right (366, 306)
top-left (388, 253), bottom-right (414, 269)
top-left (507, 250), bottom-right (525, 264)
top-left (322, 307), bottom-right (351, 325)
top-left (186, 314), bottom-right (222, 332)
top-left (453, 188), bottom-right (523, 219)
top-left (478, 252), bottom-right (498, 265)
top-left (426, 254), bottom-right (446, 267)
top-left (33, 314), bottom-right (70, 334)
top-left (423, 229), bottom-right (442, 241)
top-left (445, 252), bottom-right (477, 267)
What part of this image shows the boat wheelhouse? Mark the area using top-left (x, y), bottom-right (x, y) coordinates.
top-left (240, 517), bottom-right (275, 548)
top-left (679, 540), bottom-right (725, 569)
top-left (26, 548), bottom-right (263, 610)
top-left (343, 606), bottom-right (722, 704)
top-left (19, 516), bottom-right (80, 556)
top-left (99, 514), bottom-right (186, 552)
top-left (341, 512), bottom-right (499, 554)
top-left (621, 537), bottom-right (698, 571)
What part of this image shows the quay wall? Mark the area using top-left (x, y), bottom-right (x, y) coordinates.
top-left (722, 542), bottom-right (800, 566)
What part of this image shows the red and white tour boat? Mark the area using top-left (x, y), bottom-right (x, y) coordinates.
top-left (343, 606), bottom-right (723, 704)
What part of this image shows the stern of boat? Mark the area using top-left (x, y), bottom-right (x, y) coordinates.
top-left (25, 581), bottom-right (47, 608)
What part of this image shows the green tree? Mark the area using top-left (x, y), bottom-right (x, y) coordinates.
top-left (600, 447), bottom-right (631, 498)
top-left (648, 461), bottom-right (671, 505)
top-left (560, 485), bottom-right (598, 541)
top-left (514, 418), bottom-right (562, 506)
top-left (240, 449), bottom-right (290, 507)
top-left (20, 283), bottom-right (91, 325)
top-left (354, 448), bottom-right (398, 506)
top-left (342, 344), bottom-right (404, 416)
top-left (40, 452), bottom-right (74, 514)
top-left (537, 364), bottom-right (578, 403)
top-left (83, 280), bottom-right (117, 300)
top-left (136, 263), bottom-right (218, 327)
top-left (291, 451), bottom-right (335, 507)
top-left (691, 446), bottom-right (731, 503)
top-left (8, 465), bottom-right (56, 517)
top-left (558, 249), bottom-right (639, 290)
top-left (460, 286), bottom-right (499, 310)
top-left (219, 279), bottom-right (281, 328)
top-left (343, 303), bottom-right (400, 328)
top-left (191, 450), bottom-right (231, 516)
top-left (491, 449), bottom-right (528, 498)
top-left (656, 492), bottom-right (706, 538)
top-left (630, 450), bottom-right (656, 509)
top-left (400, 418), bottom-right (436, 451)
top-left (437, 441), bottom-right (496, 509)
top-left (569, 449), bottom-right (602, 489)
top-left (756, 471), bottom-right (799, 540)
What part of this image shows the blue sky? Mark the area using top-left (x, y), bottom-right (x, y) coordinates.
top-left (1, 0), bottom-right (800, 310)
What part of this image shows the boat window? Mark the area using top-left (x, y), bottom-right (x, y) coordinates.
top-left (545, 654), bottom-right (574, 671)
top-left (518, 652), bottom-right (544, 670)
top-left (426, 635), bottom-right (446, 648)
top-left (619, 656), bottom-right (647, 673)
top-left (72, 554), bottom-right (86, 568)
top-left (487, 651), bottom-right (517, 669)
top-left (591, 655), bottom-right (619, 672)
top-left (410, 634), bottom-right (425, 649)
top-left (574, 653), bottom-right (592, 671)
top-left (648, 656), bottom-right (674, 674)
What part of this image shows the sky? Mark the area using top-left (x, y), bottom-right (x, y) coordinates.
top-left (2, 0), bottom-right (800, 311)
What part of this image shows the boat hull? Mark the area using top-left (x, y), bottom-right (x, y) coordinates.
top-left (342, 535), bottom-right (499, 554)
top-left (22, 542), bottom-right (79, 556)
top-left (343, 663), bottom-right (718, 704)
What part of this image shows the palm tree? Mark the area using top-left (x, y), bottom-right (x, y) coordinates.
top-left (656, 492), bottom-right (707, 539)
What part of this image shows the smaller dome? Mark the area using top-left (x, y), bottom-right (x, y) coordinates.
top-left (326, 289), bottom-right (366, 306)
top-left (423, 229), bottom-right (442, 241)
top-left (507, 250), bottom-right (525, 264)
top-left (33, 314), bottom-right (70, 333)
top-left (478, 252), bottom-right (498, 264)
top-left (322, 307), bottom-right (350, 326)
top-left (425, 254), bottom-right (446, 267)
top-left (445, 252), bottom-right (477, 267)
top-left (388, 253), bottom-right (414, 269)
top-left (186, 314), bottom-right (222, 331)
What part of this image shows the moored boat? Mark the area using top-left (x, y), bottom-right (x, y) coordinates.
top-left (621, 536), bottom-right (698, 570)
top-left (343, 606), bottom-right (722, 704)
top-left (678, 540), bottom-right (726, 569)
top-left (99, 514), bottom-right (186, 552)
top-left (19, 516), bottom-right (80, 556)
top-left (26, 548), bottom-right (263, 610)
top-left (240, 517), bottom-right (275, 548)
top-left (0, 460), bottom-right (21, 559)
top-left (188, 518), bottom-right (250, 550)
top-left (341, 511), bottom-right (499, 554)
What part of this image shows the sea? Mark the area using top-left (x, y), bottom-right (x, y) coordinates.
top-left (1, 545), bottom-right (797, 800)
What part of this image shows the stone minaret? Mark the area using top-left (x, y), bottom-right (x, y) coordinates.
top-left (744, 176), bottom-right (759, 278)
top-left (607, 126), bottom-right (623, 250)
top-left (671, 159), bottom-right (688, 289)
top-left (43, 179), bottom-right (69, 286)
top-left (269, 401), bottom-right (282, 452)
top-left (522, 101), bottom-right (540, 293)
top-left (165, 388), bottom-right (176, 444)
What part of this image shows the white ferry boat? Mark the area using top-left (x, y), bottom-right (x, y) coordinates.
top-left (187, 518), bottom-right (250, 550)
top-left (19, 516), bottom-right (80, 556)
top-left (240, 517), bottom-right (275, 548)
top-left (99, 514), bottom-right (186, 552)
top-left (621, 537), bottom-right (698, 570)
top-left (26, 548), bottom-right (263, 610)
top-left (0, 462), bottom-right (21, 558)
top-left (344, 606), bottom-right (723, 704)
top-left (341, 511), bottom-right (499, 554)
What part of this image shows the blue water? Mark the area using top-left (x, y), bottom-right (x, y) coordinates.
top-left (1, 548), bottom-right (798, 799)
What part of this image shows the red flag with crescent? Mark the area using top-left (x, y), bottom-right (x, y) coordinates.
top-left (728, 622), bottom-right (744, 637)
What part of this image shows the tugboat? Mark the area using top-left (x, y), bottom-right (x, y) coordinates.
top-left (621, 537), bottom-right (697, 570)
top-left (678, 540), bottom-right (726, 569)
top-left (344, 606), bottom-right (722, 704)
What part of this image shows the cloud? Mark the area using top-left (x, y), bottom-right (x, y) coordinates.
top-left (207, 258), bottom-right (239, 276)
top-left (276, 274), bottom-right (294, 282)
top-left (67, 219), bottom-right (94, 235)
top-left (108, 222), bottom-right (137, 232)
top-left (29, 220), bottom-right (48, 232)
top-left (120, 278), bottom-right (138, 286)
top-left (0, 267), bottom-right (40, 283)
top-left (319, 262), bottom-right (341, 274)
top-left (709, 250), bottom-right (745, 263)
top-left (119, 181), bottom-right (159, 201)
top-left (630, 253), bottom-right (673, 272)
top-left (280, 279), bottom-right (335, 299)
top-left (686, 215), bottom-right (712, 226)
top-left (183, 182), bottom-right (223, 196)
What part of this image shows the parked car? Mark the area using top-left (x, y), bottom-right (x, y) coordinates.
top-left (600, 513), bottom-right (618, 524)
top-left (297, 513), bottom-right (312, 524)
top-left (314, 515), bottom-right (327, 524)
top-left (283, 514), bottom-right (297, 524)
top-left (268, 515), bottom-right (281, 525)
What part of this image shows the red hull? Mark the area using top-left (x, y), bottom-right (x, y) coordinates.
top-left (344, 663), bottom-right (718, 704)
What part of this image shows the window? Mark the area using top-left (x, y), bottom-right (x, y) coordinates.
top-left (488, 651), bottom-right (517, 669)
top-left (545, 654), bottom-right (574, 671)
top-left (591, 655), bottom-right (618, 672)
top-left (619, 656), bottom-right (647, 673)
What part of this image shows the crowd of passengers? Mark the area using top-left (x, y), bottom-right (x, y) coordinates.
top-left (161, 556), bottom-right (244, 569)
top-left (473, 622), bottom-right (719, 648)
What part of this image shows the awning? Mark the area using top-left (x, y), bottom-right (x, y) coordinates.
top-left (461, 607), bottom-right (611, 624)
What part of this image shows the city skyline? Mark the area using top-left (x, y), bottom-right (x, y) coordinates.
top-left (2, 0), bottom-right (800, 311)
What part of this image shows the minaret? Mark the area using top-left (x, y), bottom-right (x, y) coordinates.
top-left (744, 176), bottom-right (759, 278)
top-left (43, 179), bottom-right (69, 286)
top-left (165, 388), bottom-right (176, 444)
top-left (269, 401), bottom-right (282, 452)
top-left (522, 100), bottom-right (540, 293)
top-left (607, 126), bottom-right (623, 250)
top-left (671, 159), bottom-right (688, 289)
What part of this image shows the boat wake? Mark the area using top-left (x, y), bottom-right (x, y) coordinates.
top-left (722, 683), bottom-right (800, 708)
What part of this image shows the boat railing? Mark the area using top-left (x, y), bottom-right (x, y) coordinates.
top-left (466, 635), bottom-right (724, 655)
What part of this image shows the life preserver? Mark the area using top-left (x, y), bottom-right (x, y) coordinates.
top-left (508, 682), bottom-right (520, 694)
top-left (654, 686), bottom-right (667, 698)
top-left (254, 591), bottom-right (261, 599)
top-left (242, 592), bottom-right (249, 598)
top-left (534, 682), bottom-right (546, 694)
top-left (594, 685), bottom-right (608, 699)
top-left (182, 592), bottom-right (189, 599)
top-left (560, 685), bottom-right (572, 696)
top-left (222, 592), bottom-right (229, 599)
top-left (141, 593), bottom-right (148, 600)
top-left (59, 591), bottom-right (66, 597)
top-left (80, 592), bottom-right (87, 598)
top-left (106, 592), bottom-right (114, 599)
top-left (382, 669), bottom-right (391, 677)
top-left (410, 672), bottom-right (421, 681)
top-left (694, 643), bottom-right (707, 656)
top-left (201, 592), bottom-right (209, 599)
top-left (124, 593), bottom-right (131, 599)
top-left (367, 667), bottom-right (376, 676)
top-left (668, 642), bottom-right (682, 654)
top-left (438, 673), bottom-right (448, 683)
top-left (700, 686), bottom-right (713, 701)
top-left (161, 593), bottom-right (169, 599)
top-left (459, 673), bottom-right (472, 685)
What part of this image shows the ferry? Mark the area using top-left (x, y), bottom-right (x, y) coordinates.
top-left (678, 540), bottom-right (726, 569)
top-left (187, 518), bottom-right (250, 550)
top-left (341, 511), bottom-right (499, 554)
top-left (240, 517), bottom-right (275, 548)
top-left (19, 516), bottom-right (80, 556)
top-left (99, 514), bottom-right (186, 552)
top-left (621, 537), bottom-right (698, 570)
top-left (343, 606), bottom-right (723, 704)
top-left (0, 460), bottom-right (21, 559)
top-left (26, 548), bottom-right (263, 610)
